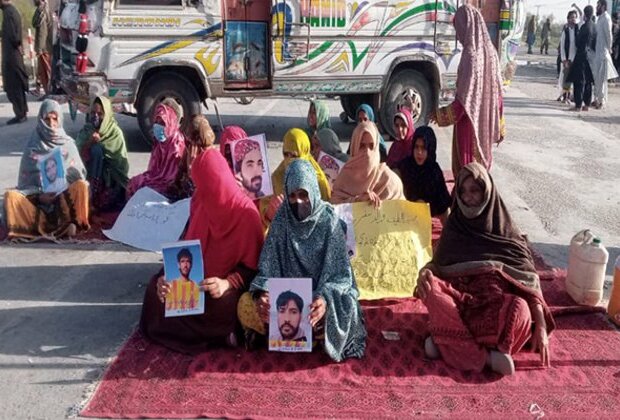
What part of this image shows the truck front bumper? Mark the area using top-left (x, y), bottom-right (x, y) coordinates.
top-left (60, 71), bottom-right (109, 106)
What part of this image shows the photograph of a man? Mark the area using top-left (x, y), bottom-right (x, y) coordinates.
top-left (273, 290), bottom-right (308, 343)
top-left (165, 247), bottom-right (201, 312)
top-left (268, 278), bottom-right (312, 352)
top-left (39, 148), bottom-right (67, 193)
top-left (234, 138), bottom-right (265, 199)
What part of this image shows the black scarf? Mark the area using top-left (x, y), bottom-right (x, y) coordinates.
top-left (397, 126), bottom-right (452, 216)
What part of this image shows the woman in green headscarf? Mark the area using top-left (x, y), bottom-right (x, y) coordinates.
top-left (76, 96), bottom-right (129, 211)
top-left (307, 100), bottom-right (331, 135)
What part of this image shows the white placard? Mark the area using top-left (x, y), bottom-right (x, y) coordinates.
top-left (103, 187), bottom-right (190, 252)
top-left (317, 151), bottom-right (344, 190)
top-left (333, 203), bottom-right (356, 259)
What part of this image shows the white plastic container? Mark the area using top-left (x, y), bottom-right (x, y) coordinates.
top-left (565, 230), bottom-right (609, 306)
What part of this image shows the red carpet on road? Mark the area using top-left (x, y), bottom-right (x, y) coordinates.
top-left (81, 264), bottom-right (620, 419)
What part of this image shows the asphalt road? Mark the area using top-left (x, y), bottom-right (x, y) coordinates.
top-left (0, 58), bottom-right (619, 419)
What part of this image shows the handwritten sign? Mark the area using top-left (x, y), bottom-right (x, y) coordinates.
top-left (337, 200), bottom-right (432, 300)
top-left (103, 187), bottom-right (190, 252)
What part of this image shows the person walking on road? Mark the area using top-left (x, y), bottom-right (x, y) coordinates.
top-left (32, 0), bottom-right (54, 95)
top-left (540, 18), bottom-right (551, 55)
top-left (1, 0), bottom-right (29, 125)
top-left (568, 6), bottom-right (596, 111)
top-left (527, 15), bottom-right (537, 54)
top-left (591, 0), bottom-right (619, 109)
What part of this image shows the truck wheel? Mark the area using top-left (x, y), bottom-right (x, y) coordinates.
top-left (136, 72), bottom-right (201, 146)
top-left (379, 69), bottom-right (433, 139)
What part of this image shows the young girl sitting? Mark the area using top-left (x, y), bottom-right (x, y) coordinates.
top-left (396, 126), bottom-right (451, 224)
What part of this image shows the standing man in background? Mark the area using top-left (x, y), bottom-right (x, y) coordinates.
top-left (526, 15), bottom-right (537, 54)
top-left (558, 11), bottom-right (579, 103)
top-left (1, 0), bottom-right (29, 125)
top-left (540, 18), bottom-right (552, 55)
top-left (32, 0), bottom-right (53, 95)
top-left (592, 0), bottom-right (618, 109)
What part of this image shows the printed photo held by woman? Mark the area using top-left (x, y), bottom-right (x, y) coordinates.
top-left (76, 96), bottom-right (129, 211)
top-left (127, 104), bottom-right (186, 199)
top-left (415, 163), bottom-right (555, 376)
top-left (238, 159), bottom-right (367, 362)
top-left (331, 121), bottom-right (404, 208)
top-left (397, 126), bottom-right (451, 223)
top-left (431, 4), bottom-right (505, 177)
top-left (4, 100), bottom-right (89, 240)
top-left (140, 149), bottom-right (265, 354)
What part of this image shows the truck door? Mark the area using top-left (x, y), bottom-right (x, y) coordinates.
top-left (223, 0), bottom-right (271, 89)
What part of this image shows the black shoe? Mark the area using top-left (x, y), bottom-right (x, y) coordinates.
top-left (6, 116), bottom-right (27, 125)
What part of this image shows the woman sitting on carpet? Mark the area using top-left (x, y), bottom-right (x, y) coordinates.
top-left (127, 104), bottom-right (186, 199)
top-left (265, 128), bottom-right (331, 225)
top-left (4, 99), bottom-right (89, 240)
top-left (219, 125), bottom-right (248, 171)
top-left (396, 126), bottom-right (451, 224)
top-left (167, 115), bottom-right (215, 200)
top-left (355, 104), bottom-right (388, 162)
top-left (76, 96), bottom-right (129, 211)
top-left (414, 162), bottom-right (555, 375)
top-left (386, 107), bottom-right (415, 169)
top-left (307, 100), bottom-right (331, 135)
top-left (331, 121), bottom-right (404, 208)
top-left (140, 149), bottom-right (264, 353)
top-left (310, 127), bottom-right (348, 163)
top-left (238, 159), bottom-right (367, 362)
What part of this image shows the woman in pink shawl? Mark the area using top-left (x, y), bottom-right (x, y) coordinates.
top-left (127, 104), bottom-right (186, 198)
top-left (386, 107), bottom-right (415, 169)
top-left (218, 126), bottom-right (248, 171)
top-left (431, 4), bottom-right (505, 177)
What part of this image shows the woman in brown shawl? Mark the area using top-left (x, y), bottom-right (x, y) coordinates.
top-left (414, 163), bottom-right (554, 376)
top-left (330, 121), bottom-right (404, 207)
top-left (430, 5), bottom-right (505, 176)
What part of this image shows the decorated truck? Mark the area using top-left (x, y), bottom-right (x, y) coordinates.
top-left (56, 0), bottom-right (525, 140)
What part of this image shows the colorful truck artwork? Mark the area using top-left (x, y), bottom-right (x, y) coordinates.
top-left (56, 0), bottom-right (525, 142)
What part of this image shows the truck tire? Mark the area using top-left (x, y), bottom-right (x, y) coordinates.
top-left (379, 69), bottom-right (433, 139)
top-left (136, 72), bottom-right (201, 146)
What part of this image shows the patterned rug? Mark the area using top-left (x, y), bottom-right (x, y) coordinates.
top-left (80, 266), bottom-right (620, 419)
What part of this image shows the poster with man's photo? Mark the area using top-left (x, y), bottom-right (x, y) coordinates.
top-left (38, 147), bottom-right (67, 194)
top-left (268, 278), bottom-right (313, 353)
top-left (162, 240), bottom-right (204, 318)
top-left (317, 152), bottom-right (345, 190)
top-left (231, 134), bottom-right (273, 199)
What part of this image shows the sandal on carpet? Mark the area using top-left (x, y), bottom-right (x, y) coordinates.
top-left (424, 336), bottom-right (440, 360)
top-left (488, 351), bottom-right (515, 376)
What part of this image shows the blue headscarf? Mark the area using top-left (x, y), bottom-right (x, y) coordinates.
top-left (250, 159), bottom-right (367, 362)
top-left (355, 104), bottom-right (388, 161)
